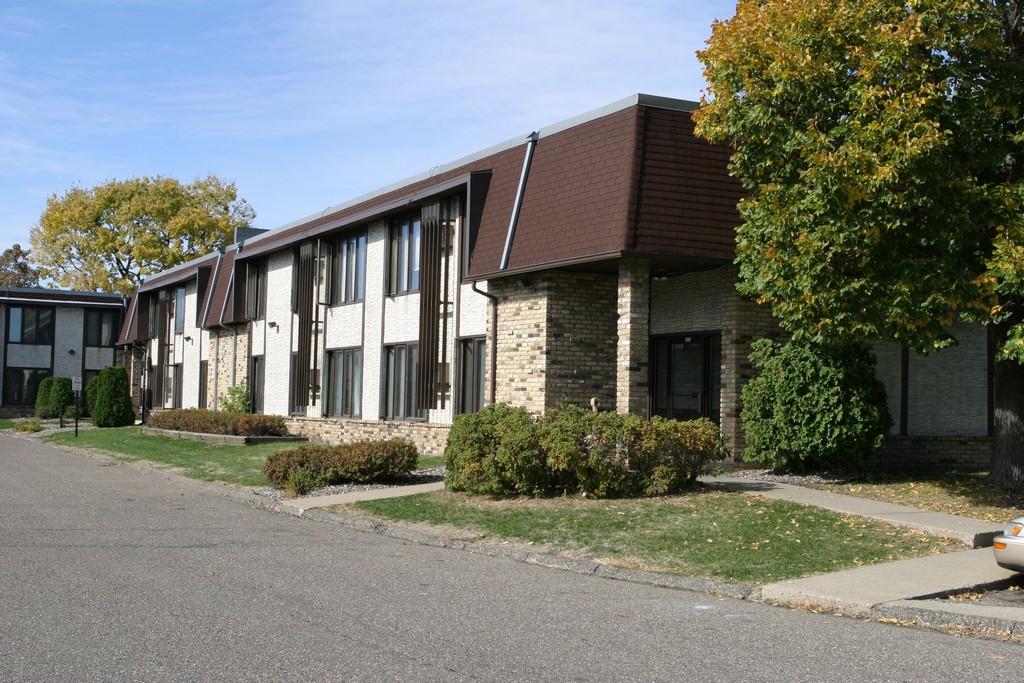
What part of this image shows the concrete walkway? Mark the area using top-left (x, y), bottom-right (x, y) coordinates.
top-left (702, 475), bottom-right (1023, 633)
top-left (278, 472), bottom-right (1024, 634)
top-left (278, 481), bottom-right (445, 514)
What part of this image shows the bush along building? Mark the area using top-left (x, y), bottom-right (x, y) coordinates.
top-left (116, 94), bottom-right (993, 469)
top-left (1, 287), bottom-right (127, 416)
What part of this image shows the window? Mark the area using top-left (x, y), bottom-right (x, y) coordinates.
top-left (85, 309), bottom-right (117, 347)
top-left (332, 233), bottom-right (367, 304)
top-left (458, 337), bottom-right (486, 414)
top-left (327, 348), bottom-right (362, 418)
top-left (173, 287), bottom-right (186, 334)
top-left (387, 216), bottom-right (421, 295)
top-left (198, 361), bottom-right (208, 410)
top-left (381, 343), bottom-right (424, 419)
top-left (3, 368), bottom-right (51, 406)
top-left (163, 364), bottom-right (182, 409)
top-left (245, 261), bottom-right (267, 320)
top-left (290, 353), bottom-right (305, 415)
top-left (7, 306), bottom-right (54, 345)
top-left (250, 356), bottom-right (265, 414)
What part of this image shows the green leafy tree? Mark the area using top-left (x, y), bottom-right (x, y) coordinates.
top-left (0, 244), bottom-right (41, 287)
top-left (30, 175), bottom-right (255, 295)
top-left (696, 0), bottom-right (1024, 489)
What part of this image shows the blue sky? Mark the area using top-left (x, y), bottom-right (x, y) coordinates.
top-left (0, 0), bottom-right (738, 254)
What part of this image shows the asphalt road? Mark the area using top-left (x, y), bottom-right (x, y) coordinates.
top-left (3, 434), bottom-right (1024, 682)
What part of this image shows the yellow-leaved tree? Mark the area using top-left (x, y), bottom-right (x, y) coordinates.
top-left (30, 175), bottom-right (255, 295)
top-left (696, 0), bottom-right (1024, 489)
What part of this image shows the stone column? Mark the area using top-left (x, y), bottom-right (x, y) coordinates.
top-left (616, 258), bottom-right (650, 417)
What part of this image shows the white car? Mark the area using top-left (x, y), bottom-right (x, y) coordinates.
top-left (993, 517), bottom-right (1024, 572)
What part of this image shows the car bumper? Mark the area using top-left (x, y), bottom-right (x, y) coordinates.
top-left (993, 534), bottom-right (1024, 572)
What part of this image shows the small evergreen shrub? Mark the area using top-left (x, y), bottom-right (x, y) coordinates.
top-left (444, 402), bottom-right (727, 498)
top-left (34, 376), bottom-right (57, 418)
top-left (264, 439), bottom-right (419, 496)
top-left (84, 375), bottom-right (98, 417)
top-left (740, 339), bottom-right (893, 473)
top-left (91, 366), bottom-right (136, 428)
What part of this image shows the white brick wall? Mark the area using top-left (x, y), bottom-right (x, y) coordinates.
top-left (262, 250), bottom-right (295, 416)
top-left (907, 323), bottom-right (988, 436)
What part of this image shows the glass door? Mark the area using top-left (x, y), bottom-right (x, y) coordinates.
top-left (652, 334), bottom-right (721, 423)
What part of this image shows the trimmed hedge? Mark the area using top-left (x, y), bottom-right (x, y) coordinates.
top-left (444, 403), bottom-right (728, 498)
top-left (146, 408), bottom-right (288, 437)
top-left (264, 439), bottom-right (419, 496)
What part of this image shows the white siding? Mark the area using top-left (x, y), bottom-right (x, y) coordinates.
top-left (263, 251), bottom-right (295, 416)
top-left (180, 281), bottom-right (203, 408)
top-left (53, 307), bottom-right (82, 377)
top-left (459, 282), bottom-right (489, 338)
top-left (324, 303), bottom-right (363, 349)
top-left (360, 220), bottom-right (387, 420)
top-left (7, 344), bottom-right (51, 369)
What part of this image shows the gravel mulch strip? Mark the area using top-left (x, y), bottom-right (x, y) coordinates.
top-left (249, 466), bottom-right (447, 502)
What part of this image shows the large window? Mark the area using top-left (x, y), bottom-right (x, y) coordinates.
top-left (245, 261), bottom-right (267, 320)
top-left (327, 348), bottom-right (362, 418)
top-left (458, 337), bottom-right (486, 414)
top-left (85, 309), bottom-right (117, 347)
top-left (332, 233), bottom-right (367, 304)
top-left (387, 216), bottom-right (421, 295)
top-left (7, 306), bottom-right (54, 345)
top-left (3, 368), bottom-right (51, 406)
top-left (381, 343), bottom-right (424, 419)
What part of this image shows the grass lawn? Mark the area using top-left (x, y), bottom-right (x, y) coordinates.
top-left (817, 471), bottom-right (1024, 523)
top-left (43, 427), bottom-right (444, 488)
top-left (0, 419), bottom-right (15, 430)
top-left (45, 427), bottom-right (293, 487)
top-left (346, 488), bottom-right (965, 584)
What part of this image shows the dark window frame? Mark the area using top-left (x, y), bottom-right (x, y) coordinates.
top-left (331, 231), bottom-right (368, 305)
top-left (173, 286), bottom-right (186, 334)
top-left (381, 342), bottom-right (424, 420)
top-left (245, 260), bottom-right (268, 321)
top-left (250, 355), bottom-right (266, 414)
top-left (3, 367), bottom-right (52, 406)
top-left (6, 306), bottom-right (55, 345)
top-left (327, 347), bottom-right (362, 418)
top-left (386, 215), bottom-right (422, 296)
top-left (85, 309), bottom-right (117, 347)
top-left (457, 336), bottom-right (486, 415)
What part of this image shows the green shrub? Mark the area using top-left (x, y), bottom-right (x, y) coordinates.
top-left (84, 375), bottom-right (98, 417)
top-left (34, 376), bottom-right (56, 418)
top-left (219, 382), bottom-right (250, 414)
top-left (91, 366), bottom-right (136, 428)
top-left (14, 418), bottom-right (42, 433)
top-left (35, 377), bottom-right (76, 421)
top-left (740, 339), bottom-right (893, 473)
top-left (444, 402), bottom-right (728, 498)
top-left (264, 439), bottom-right (419, 495)
top-left (146, 409), bottom-right (288, 437)
top-left (236, 414), bottom-right (288, 437)
top-left (444, 403), bottom-right (547, 496)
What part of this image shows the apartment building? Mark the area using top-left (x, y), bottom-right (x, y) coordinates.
top-left (117, 94), bottom-right (992, 468)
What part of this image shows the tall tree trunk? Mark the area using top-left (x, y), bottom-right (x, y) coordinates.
top-left (988, 317), bottom-right (1024, 492)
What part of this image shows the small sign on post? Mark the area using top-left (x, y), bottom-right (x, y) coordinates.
top-left (72, 376), bottom-right (82, 437)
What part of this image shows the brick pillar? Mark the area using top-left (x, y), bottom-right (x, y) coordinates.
top-left (617, 258), bottom-right (650, 416)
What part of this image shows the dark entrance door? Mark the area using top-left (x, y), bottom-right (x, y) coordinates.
top-left (651, 334), bottom-right (721, 423)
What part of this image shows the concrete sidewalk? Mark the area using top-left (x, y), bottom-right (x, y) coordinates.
top-left (703, 475), bottom-right (1024, 633)
top-left (278, 481), bottom-right (445, 514)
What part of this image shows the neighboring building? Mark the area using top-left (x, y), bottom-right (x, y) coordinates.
top-left (1, 287), bottom-right (126, 416)
top-left (117, 94), bottom-right (993, 469)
